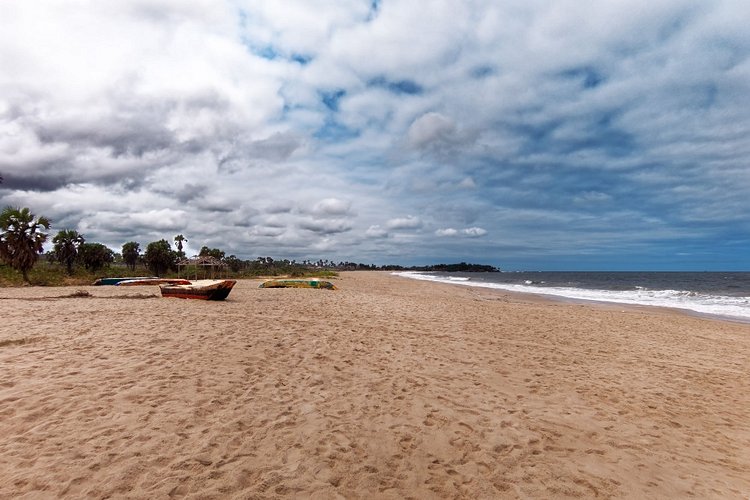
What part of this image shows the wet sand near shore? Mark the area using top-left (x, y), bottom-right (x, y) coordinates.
top-left (1, 271), bottom-right (748, 498)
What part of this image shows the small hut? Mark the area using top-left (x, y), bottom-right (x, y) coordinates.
top-left (177, 256), bottom-right (225, 280)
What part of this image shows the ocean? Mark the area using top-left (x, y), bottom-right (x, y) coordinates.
top-left (394, 271), bottom-right (750, 323)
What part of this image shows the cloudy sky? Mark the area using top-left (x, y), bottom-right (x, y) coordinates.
top-left (1, 0), bottom-right (749, 270)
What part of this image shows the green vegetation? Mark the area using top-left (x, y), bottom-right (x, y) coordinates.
top-left (199, 246), bottom-right (225, 260)
top-left (0, 257), bottom-right (338, 287)
top-left (174, 234), bottom-right (187, 258)
top-left (0, 206), bottom-right (50, 284)
top-left (144, 239), bottom-right (177, 277)
top-left (1, 260), bottom-right (97, 286)
top-left (52, 229), bottom-right (85, 274)
top-left (78, 242), bottom-right (114, 272)
top-left (122, 241), bottom-right (140, 271)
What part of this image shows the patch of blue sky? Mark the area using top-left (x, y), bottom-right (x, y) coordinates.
top-left (245, 45), bottom-right (313, 65)
top-left (320, 89), bottom-right (346, 112)
top-left (366, 0), bottom-right (381, 21)
top-left (368, 76), bottom-right (423, 95)
top-left (475, 161), bottom-right (618, 206)
top-left (691, 83), bottom-right (719, 109)
top-left (254, 45), bottom-right (278, 61)
top-left (238, 35), bottom-right (311, 65)
top-left (656, 11), bottom-right (692, 43)
top-left (291, 53), bottom-right (313, 65)
top-left (559, 66), bottom-right (606, 89)
top-left (470, 65), bottom-right (495, 79)
top-left (561, 130), bottom-right (635, 158)
top-left (314, 118), bottom-right (360, 142)
top-left (237, 7), bottom-right (249, 28)
top-left (511, 120), bottom-right (563, 155)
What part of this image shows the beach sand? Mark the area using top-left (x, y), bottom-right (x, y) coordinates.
top-left (1, 271), bottom-right (748, 498)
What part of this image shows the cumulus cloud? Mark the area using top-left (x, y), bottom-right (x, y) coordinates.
top-left (436, 227), bottom-right (487, 237)
top-left (407, 112), bottom-right (456, 149)
top-left (406, 112), bottom-right (479, 159)
top-left (298, 218), bottom-right (352, 235)
top-left (365, 225), bottom-right (388, 238)
top-left (463, 227), bottom-right (487, 237)
top-left (435, 228), bottom-right (458, 237)
top-left (386, 216), bottom-right (422, 230)
top-left (311, 198), bottom-right (352, 217)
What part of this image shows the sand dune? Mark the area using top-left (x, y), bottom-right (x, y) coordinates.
top-left (1, 272), bottom-right (748, 498)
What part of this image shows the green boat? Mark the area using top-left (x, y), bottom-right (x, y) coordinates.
top-left (259, 279), bottom-right (337, 290)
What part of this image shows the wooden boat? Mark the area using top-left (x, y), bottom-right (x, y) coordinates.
top-left (259, 279), bottom-right (337, 290)
top-left (117, 278), bottom-right (192, 286)
top-left (160, 279), bottom-right (237, 300)
top-left (93, 276), bottom-right (157, 286)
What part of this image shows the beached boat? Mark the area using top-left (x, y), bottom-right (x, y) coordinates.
top-left (259, 279), bottom-right (337, 290)
top-left (160, 279), bottom-right (237, 300)
top-left (93, 276), bottom-right (157, 286)
top-left (117, 278), bottom-right (192, 286)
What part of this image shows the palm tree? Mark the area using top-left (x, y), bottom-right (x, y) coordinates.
top-left (122, 241), bottom-right (141, 271)
top-left (52, 229), bottom-right (85, 274)
top-left (0, 206), bottom-right (51, 284)
top-left (174, 234), bottom-right (187, 258)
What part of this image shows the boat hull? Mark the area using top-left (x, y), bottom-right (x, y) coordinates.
top-left (160, 280), bottom-right (237, 300)
top-left (259, 279), bottom-right (337, 290)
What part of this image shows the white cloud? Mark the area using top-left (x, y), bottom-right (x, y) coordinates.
top-left (436, 227), bottom-right (487, 237)
top-left (365, 225), bottom-right (389, 238)
top-left (462, 227), bottom-right (487, 237)
top-left (311, 198), bottom-right (352, 217)
top-left (386, 216), bottom-right (422, 230)
top-left (435, 228), bottom-right (458, 237)
top-left (407, 112), bottom-right (456, 149)
top-left (298, 218), bottom-right (352, 235)
top-left (458, 177), bottom-right (477, 189)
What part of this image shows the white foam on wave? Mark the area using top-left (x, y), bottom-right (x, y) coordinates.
top-left (393, 271), bottom-right (750, 322)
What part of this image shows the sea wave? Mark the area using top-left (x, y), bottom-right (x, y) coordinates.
top-left (393, 271), bottom-right (750, 322)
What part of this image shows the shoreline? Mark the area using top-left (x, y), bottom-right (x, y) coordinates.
top-left (391, 271), bottom-right (750, 325)
top-left (2, 271), bottom-right (749, 498)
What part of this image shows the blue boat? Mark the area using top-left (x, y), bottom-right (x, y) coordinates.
top-left (93, 276), bottom-right (157, 286)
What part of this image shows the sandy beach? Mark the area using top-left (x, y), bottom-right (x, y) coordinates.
top-left (1, 271), bottom-right (748, 499)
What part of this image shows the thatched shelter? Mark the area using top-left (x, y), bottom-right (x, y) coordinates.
top-left (177, 256), bottom-right (225, 280)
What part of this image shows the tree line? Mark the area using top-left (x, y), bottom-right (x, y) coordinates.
top-left (0, 206), bottom-right (193, 283)
top-left (0, 205), bottom-right (329, 283)
top-left (1, 205), bottom-right (499, 285)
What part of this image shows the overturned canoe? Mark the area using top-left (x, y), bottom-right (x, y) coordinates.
top-left (117, 278), bottom-right (192, 286)
top-left (259, 279), bottom-right (337, 290)
top-left (93, 276), bottom-right (157, 286)
top-left (160, 279), bottom-right (237, 300)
